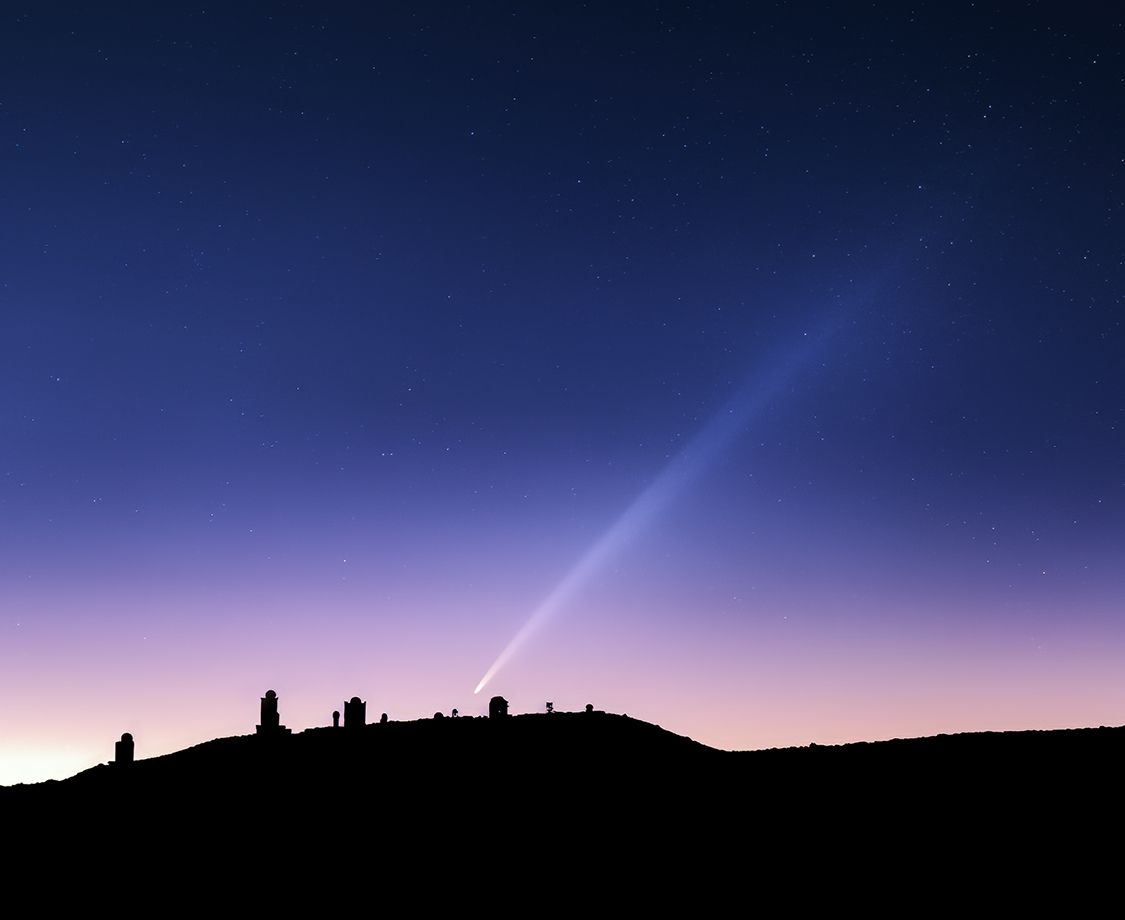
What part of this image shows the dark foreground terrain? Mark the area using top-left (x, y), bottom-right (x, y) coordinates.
top-left (6, 713), bottom-right (1121, 907)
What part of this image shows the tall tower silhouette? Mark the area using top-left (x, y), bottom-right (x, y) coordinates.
top-left (256, 689), bottom-right (290, 735)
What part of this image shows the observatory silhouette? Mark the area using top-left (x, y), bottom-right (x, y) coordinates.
top-left (344, 696), bottom-right (366, 729)
top-left (114, 732), bottom-right (133, 766)
top-left (256, 690), bottom-right (291, 736)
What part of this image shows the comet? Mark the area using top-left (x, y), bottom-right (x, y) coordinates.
top-left (474, 326), bottom-right (833, 695)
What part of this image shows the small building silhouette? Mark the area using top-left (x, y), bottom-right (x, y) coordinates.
top-left (114, 732), bottom-right (134, 766)
top-left (256, 689), bottom-right (291, 735)
top-left (344, 696), bottom-right (366, 729)
top-left (332, 710), bottom-right (340, 728)
top-left (489, 696), bottom-right (509, 719)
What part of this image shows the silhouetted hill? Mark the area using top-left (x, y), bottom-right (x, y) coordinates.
top-left (6, 714), bottom-right (1122, 908)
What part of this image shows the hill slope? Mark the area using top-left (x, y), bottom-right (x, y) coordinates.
top-left (6, 714), bottom-right (1122, 906)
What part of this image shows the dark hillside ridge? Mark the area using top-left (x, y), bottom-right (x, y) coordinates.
top-left (6, 712), bottom-right (1122, 904)
top-left (8, 713), bottom-right (1125, 803)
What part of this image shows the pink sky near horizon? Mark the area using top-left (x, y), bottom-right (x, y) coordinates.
top-left (5, 522), bottom-right (1123, 786)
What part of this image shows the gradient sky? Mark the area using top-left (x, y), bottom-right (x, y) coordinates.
top-left (2, 2), bottom-right (1123, 784)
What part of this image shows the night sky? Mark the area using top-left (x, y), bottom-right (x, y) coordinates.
top-left (3, 2), bottom-right (1123, 784)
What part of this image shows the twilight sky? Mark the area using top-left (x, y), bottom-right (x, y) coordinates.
top-left (2, 2), bottom-right (1123, 784)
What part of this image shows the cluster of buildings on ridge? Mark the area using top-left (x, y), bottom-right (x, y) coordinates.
top-left (113, 689), bottom-right (597, 765)
top-left (252, 688), bottom-right (515, 737)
